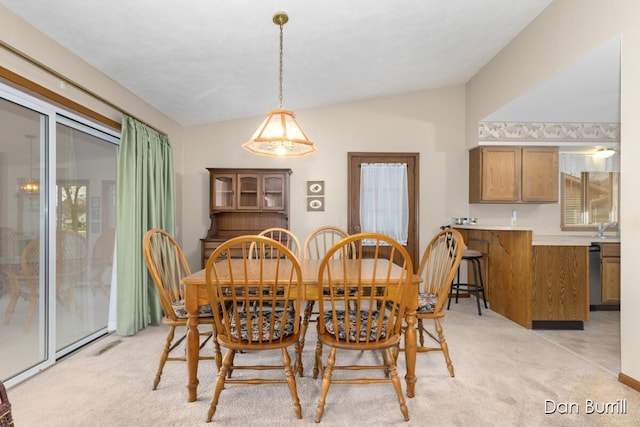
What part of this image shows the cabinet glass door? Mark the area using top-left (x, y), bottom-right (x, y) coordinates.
top-left (211, 174), bottom-right (236, 210)
top-left (238, 174), bottom-right (260, 210)
top-left (263, 174), bottom-right (285, 211)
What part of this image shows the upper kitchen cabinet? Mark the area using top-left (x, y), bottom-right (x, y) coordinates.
top-left (469, 146), bottom-right (558, 203)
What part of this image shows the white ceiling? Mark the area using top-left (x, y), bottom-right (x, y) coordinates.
top-left (1, 0), bottom-right (566, 127)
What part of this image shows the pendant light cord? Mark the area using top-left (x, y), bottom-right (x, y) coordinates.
top-left (278, 21), bottom-right (284, 110)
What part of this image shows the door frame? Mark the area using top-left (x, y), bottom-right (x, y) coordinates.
top-left (347, 152), bottom-right (419, 269)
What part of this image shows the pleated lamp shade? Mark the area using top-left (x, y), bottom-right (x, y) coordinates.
top-left (243, 109), bottom-right (316, 157)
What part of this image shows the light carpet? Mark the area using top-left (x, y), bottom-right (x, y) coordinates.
top-left (6, 298), bottom-right (639, 426)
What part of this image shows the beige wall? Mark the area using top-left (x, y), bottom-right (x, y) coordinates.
top-left (466, 0), bottom-right (640, 383)
top-left (181, 86), bottom-right (468, 267)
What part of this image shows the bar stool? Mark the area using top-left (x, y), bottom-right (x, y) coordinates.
top-left (448, 249), bottom-right (488, 315)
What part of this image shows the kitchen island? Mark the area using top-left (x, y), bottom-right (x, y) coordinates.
top-left (454, 225), bottom-right (603, 329)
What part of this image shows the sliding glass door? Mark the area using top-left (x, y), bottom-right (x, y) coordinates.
top-left (55, 119), bottom-right (118, 353)
top-left (0, 96), bottom-right (47, 382)
top-left (0, 82), bottom-right (119, 385)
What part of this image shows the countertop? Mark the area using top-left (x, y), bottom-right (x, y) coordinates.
top-left (452, 225), bottom-right (620, 246)
top-left (532, 234), bottom-right (620, 246)
top-left (453, 224), bottom-right (533, 231)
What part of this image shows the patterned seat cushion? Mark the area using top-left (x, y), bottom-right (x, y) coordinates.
top-left (171, 300), bottom-right (213, 319)
top-left (323, 310), bottom-right (389, 341)
top-left (417, 292), bottom-right (437, 313)
top-left (228, 309), bottom-right (297, 341)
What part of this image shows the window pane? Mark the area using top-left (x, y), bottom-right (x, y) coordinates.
top-left (561, 172), bottom-right (619, 227)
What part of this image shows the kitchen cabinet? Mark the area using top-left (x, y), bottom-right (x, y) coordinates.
top-left (600, 242), bottom-right (620, 305)
top-left (201, 168), bottom-right (292, 267)
top-left (456, 226), bottom-right (590, 329)
top-left (532, 246), bottom-right (589, 323)
top-left (456, 227), bottom-right (533, 328)
top-left (469, 146), bottom-right (558, 203)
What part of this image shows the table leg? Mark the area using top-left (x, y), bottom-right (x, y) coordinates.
top-left (404, 308), bottom-right (417, 398)
top-left (186, 310), bottom-right (200, 402)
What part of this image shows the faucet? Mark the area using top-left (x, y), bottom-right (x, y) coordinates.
top-left (597, 221), bottom-right (618, 237)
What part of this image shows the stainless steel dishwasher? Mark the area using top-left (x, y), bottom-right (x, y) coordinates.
top-left (589, 242), bottom-right (601, 307)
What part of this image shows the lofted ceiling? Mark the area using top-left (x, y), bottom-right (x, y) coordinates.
top-left (1, 0), bottom-right (562, 127)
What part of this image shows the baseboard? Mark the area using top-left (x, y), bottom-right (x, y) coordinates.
top-left (590, 304), bottom-right (620, 311)
top-left (618, 372), bottom-right (640, 392)
top-left (531, 320), bottom-right (584, 330)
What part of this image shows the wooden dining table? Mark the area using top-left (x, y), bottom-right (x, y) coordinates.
top-left (181, 258), bottom-right (420, 402)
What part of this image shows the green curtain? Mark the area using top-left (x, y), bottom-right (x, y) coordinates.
top-left (116, 115), bottom-right (175, 336)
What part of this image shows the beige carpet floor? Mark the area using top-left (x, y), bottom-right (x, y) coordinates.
top-left (5, 298), bottom-right (639, 426)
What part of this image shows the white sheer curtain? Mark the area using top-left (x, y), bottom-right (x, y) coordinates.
top-left (359, 163), bottom-right (408, 245)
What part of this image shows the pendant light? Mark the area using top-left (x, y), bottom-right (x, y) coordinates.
top-left (18, 135), bottom-right (39, 195)
top-left (242, 12), bottom-right (316, 157)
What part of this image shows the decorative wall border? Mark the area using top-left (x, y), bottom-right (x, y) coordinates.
top-left (478, 122), bottom-right (620, 142)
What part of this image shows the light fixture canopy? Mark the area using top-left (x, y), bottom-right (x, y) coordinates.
top-left (593, 147), bottom-right (616, 159)
top-left (243, 11), bottom-right (316, 157)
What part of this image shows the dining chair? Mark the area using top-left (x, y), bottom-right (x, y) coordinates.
top-left (249, 227), bottom-right (301, 259)
top-left (298, 226), bottom-right (352, 376)
top-left (4, 230), bottom-right (87, 332)
top-left (4, 237), bottom-right (39, 332)
top-left (302, 226), bottom-right (350, 260)
top-left (397, 228), bottom-right (464, 377)
top-left (89, 227), bottom-right (115, 297)
top-left (204, 235), bottom-right (303, 422)
top-left (143, 228), bottom-right (220, 390)
top-left (0, 227), bottom-right (20, 298)
top-left (313, 232), bottom-right (413, 422)
top-left (56, 229), bottom-right (87, 315)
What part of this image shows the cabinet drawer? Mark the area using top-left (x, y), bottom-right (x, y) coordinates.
top-left (601, 243), bottom-right (620, 258)
top-left (202, 239), bottom-right (244, 267)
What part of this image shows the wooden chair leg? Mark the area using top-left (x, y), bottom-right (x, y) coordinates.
top-left (211, 324), bottom-right (222, 371)
top-left (435, 318), bottom-right (455, 377)
top-left (313, 340), bottom-right (323, 379)
top-left (23, 295), bottom-right (38, 332)
top-left (297, 300), bottom-right (315, 376)
top-left (282, 347), bottom-right (303, 419)
top-left (315, 346), bottom-right (337, 423)
top-left (3, 281), bottom-right (19, 325)
top-left (153, 325), bottom-right (175, 390)
top-left (207, 348), bottom-right (234, 422)
top-left (385, 348), bottom-right (410, 421)
top-left (417, 318), bottom-right (425, 347)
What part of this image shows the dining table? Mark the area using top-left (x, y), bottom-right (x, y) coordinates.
top-left (181, 258), bottom-right (420, 402)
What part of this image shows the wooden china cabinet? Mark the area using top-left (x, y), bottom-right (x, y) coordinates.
top-left (200, 168), bottom-right (292, 267)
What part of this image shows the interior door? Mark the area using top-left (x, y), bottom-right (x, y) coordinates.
top-left (347, 152), bottom-right (419, 269)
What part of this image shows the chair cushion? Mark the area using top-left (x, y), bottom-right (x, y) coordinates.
top-left (228, 309), bottom-right (297, 341)
top-left (171, 300), bottom-right (213, 319)
top-left (323, 310), bottom-right (389, 341)
top-left (417, 292), bottom-right (437, 313)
